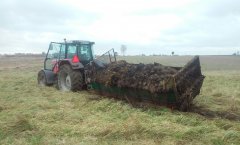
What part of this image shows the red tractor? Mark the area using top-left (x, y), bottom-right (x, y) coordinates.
top-left (37, 40), bottom-right (115, 91)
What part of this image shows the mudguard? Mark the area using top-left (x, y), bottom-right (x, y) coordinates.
top-left (42, 69), bottom-right (56, 85)
top-left (59, 60), bottom-right (84, 70)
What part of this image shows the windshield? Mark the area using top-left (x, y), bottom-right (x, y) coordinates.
top-left (77, 44), bottom-right (93, 63)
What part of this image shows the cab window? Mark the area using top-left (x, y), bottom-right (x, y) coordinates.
top-left (59, 44), bottom-right (66, 59)
top-left (78, 44), bottom-right (92, 61)
top-left (67, 45), bottom-right (77, 58)
top-left (45, 43), bottom-right (61, 70)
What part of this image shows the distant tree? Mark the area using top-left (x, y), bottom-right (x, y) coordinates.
top-left (120, 45), bottom-right (127, 56)
top-left (42, 52), bottom-right (46, 57)
top-left (171, 51), bottom-right (174, 56)
top-left (232, 51), bottom-right (240, 56)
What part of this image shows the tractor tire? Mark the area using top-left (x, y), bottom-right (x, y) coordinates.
top-left (38, 70), bottom-right (47, 86)
top-left (57, 64), bottom-right (83, 91)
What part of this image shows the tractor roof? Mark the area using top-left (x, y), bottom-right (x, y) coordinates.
top-left (66, 40), bottom-right (95, 44)
top-left (51, 40), bottom-right (95, 45)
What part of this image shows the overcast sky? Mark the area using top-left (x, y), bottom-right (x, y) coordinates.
top-left (0, 0), bottom-right (240, 55)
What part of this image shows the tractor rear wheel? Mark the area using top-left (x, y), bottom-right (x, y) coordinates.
top-left (38, 70), bottom-right (47, 86)
top-left (57, 64), bottom-right (83, 91)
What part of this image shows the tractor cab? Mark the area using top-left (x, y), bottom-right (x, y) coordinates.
top-left (44, 40), bottom-right (95, 71)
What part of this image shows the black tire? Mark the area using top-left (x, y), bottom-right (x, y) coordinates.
top-left (57, 64), bottom-right (83, 91)
top-left (38, 70), bottom-right (47, 86)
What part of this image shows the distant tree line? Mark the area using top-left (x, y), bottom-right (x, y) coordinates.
top-left (0, 53), bottom-right (45, 57)
top-left (232, 51), bottom-right (240, 56)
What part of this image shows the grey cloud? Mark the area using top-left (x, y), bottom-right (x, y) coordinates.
top-left (0, 0), bottom-right (98, 33)
top-left (155, 0), bottom-right (240, 49)
top-left (0, 0), bottom-right (100, 53)
top-left (202, 0), bottom-right (240, 17)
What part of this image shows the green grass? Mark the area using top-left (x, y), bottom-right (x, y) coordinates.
top-left (0, 56), bottom-right (240, 145)
top-left (196, 71), bottom-right (240, 113)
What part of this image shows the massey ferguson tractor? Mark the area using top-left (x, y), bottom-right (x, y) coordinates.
top-left (37, 40), bottom-right (112, 91)
top-left (38, 40), bottom-right (204, 111)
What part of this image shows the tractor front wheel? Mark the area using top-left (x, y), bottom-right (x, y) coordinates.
top-left (57, 64), bottom-right (83, 91)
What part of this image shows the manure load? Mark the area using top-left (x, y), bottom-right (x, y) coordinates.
top-left (91, 56), bottom-right (204, 111)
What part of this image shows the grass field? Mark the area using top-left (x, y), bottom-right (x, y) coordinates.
top-left (0, 55), bottom-right (240, 145)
